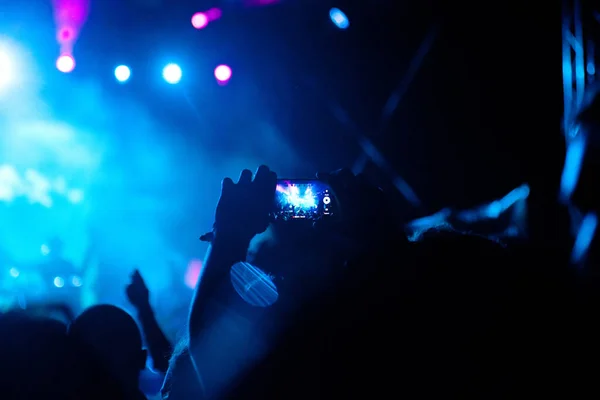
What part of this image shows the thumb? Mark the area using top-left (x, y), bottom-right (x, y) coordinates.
top-left (222, 177), bottom-right (234, 193)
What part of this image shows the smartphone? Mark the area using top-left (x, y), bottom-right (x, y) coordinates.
top-left (274, 179), bottom-right (335, 221)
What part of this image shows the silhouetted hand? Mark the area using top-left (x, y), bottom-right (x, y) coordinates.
top-left (126, 269), bottom-right (150, 310)
top-left (214, 165), bottom-right (277, 244)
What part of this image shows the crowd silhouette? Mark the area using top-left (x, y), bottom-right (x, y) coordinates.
top-left (2, 91), bottom-right (600, 399)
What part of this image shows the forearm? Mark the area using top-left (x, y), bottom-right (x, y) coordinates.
top-left (137, 305), bottom-right (173, 374)
top-left (188, 236), bottom-right (249, 344)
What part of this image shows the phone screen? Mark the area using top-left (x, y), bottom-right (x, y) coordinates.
top-left (274, 179), bottom-right (334, 221)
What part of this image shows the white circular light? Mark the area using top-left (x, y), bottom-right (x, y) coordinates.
top-left (53, 276), bottom-right (65, 288)
top-left (114, 65), bottom-right (131, 82)
top-left (162, 63), bottom-right (182, 84)
top-left (56, 54), bottom-right (75, 73)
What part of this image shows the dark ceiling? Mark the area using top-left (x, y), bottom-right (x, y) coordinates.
top-left (9, 0), bottom-right (564, 219)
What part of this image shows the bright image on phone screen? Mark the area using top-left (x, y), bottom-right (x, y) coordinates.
top-left (274, 180), bottom-right (334, 221)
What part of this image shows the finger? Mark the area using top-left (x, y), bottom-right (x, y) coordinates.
top-left (263, 171), bottom-right (278, 210)
top-left (138, 275), bottom-right (147, 287)
top-left (255, 166), bottom-right (277, 196)
top-left (254, 165), bottom-right (271, 182)
top-left (267, 170), bottom-right (277, 191)
top-left (222, 177), bottom-right (234, 192)
top-left (238, 169), bottom-right (253, 184)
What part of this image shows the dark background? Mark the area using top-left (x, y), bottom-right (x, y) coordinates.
top-left (7, 0), bottom-right (564, 219)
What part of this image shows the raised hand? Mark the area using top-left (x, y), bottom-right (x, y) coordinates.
top-left (126, 269), bottom-right (150, 311)
top-left (214, 165), bottom-right (277, 244)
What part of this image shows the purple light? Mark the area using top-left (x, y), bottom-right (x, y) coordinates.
top-left (214, 64), bottom-right (232, 83)
top-left (185, 259), bottom-right (203, 289)
top-left (57, 26), bottom-right (74, 44)
top-left (191, 12), bottom-right (209, 29)
top-left (206, 8), bottom-right (222, 21)
top-left (56, 54), bottom-right (75, 73)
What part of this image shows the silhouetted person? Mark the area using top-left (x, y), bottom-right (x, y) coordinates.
top-left (68, 304), bottom-right (148, 400)
top-left (125, 269), bottom-right (173, 374)
top-left (0, 311), bottom-right (125, 399)
top-left (161, 338), bottom-right (206, 400)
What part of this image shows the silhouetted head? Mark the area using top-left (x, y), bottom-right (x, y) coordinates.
top-left (68, 305), bottom-right (147, 393)
top-left (0, 311), bottom-right (126, 399)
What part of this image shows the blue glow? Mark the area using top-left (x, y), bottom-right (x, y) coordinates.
top-left (275, 181), bottom-right (333, 221)
top-left (162, 63), bottom-right (182, 84)
top-left (71, 275), bottom-right (82, 287)
top-left (456, 184), bottom-right (530, 222)
top-left (278, 184), bottom-right (317, 209)
top-left (9, 267), bottom-right (19, 278)
top-left (230, 262), bottom-right (278, 307)
top-left (114, 65), bottom-right (131, 82)
top-left (53, 276), bottom-right (65, 288)
top-left (572, 212), bottom-right (598, 265)
top-left (329, 8), bottom-right (349, 29)
top-left (560, 134), bottom-right (586, 201)
top-left (587, 62), bottom-right (596, 76)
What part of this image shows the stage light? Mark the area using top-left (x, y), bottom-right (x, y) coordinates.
top-left (56, 54), bottom-right (75, 73)
top-left (114, 65), bottom-right (131, 82)
top-left (214, 64), bottom-right (232, 84)
top-left (53, 276), bottom-right (65, 288)
top-left (57, 26), bottom-right (74, 44)
top-left (9, 267), bottom-right (19, 278)
top-left (191, 12), bottom-right (209, 29)
top-left (329, 8), bottom-right (349, 29)
top-left (71, 275), bottom-right (82, 287)
top-left (162, 63), bottom-right (182, 84)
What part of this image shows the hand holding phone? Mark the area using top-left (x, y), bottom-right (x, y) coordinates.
top-left (273, 179), bottom-right (336, 222)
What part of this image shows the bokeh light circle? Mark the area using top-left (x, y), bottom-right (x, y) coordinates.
top-left (191, 12), bottom-right (209, 29)
top-left (114, 65), bottom-right (131, 82)
top-left (214, 64), bottom-right (232, 83)
top-left (329, 8), bottom-right (350, 29)
top-left (162, 63), bottom-right (182, 84)
top-left (56, 54), bottom-right (75, 73)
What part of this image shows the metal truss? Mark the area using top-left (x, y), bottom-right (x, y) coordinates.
top-left (345, 24), bottom-right (438, 210)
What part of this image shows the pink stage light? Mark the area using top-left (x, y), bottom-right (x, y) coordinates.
top-left (56, 54), bottom-right (75, 73)
top-left (191, 12), bottom-right (209, 29)
top-left (214, 64), bottom-right (232, 83)
top-left (57, 26), bottom-right (74, 44)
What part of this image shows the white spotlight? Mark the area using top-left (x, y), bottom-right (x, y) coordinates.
top-left (162, 63), bottom-right (182, 84)
top-left (56, 54), bottom-right (75, 73)
top-left (115, 65), bottom-right (131, 82)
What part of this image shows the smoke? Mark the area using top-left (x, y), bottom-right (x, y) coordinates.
top-left (0, 39), bottom-right (301, 297)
